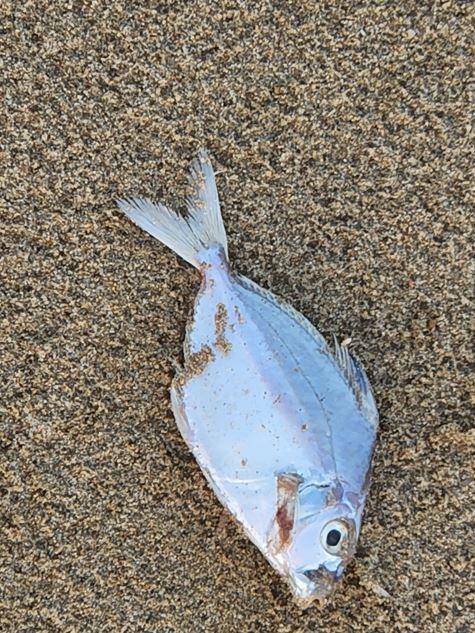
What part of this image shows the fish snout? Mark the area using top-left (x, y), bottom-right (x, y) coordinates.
top-left (289, 565), bottom-right (343, 606)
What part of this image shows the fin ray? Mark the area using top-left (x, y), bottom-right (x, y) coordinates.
top-left (333, 337), bottom-right (379, 429)
top-left (118, 150), bottom-right (228, 268)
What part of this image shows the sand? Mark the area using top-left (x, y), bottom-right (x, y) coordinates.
top-left (1, 1), bottom-right (473, 631)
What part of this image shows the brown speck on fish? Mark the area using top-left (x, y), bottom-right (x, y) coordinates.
top-left (214, 302), bottom-right (231, 355)
top-left (234, 305), bottom-right (245, 324)
top-left (175, 344), bottom-right (214, 388)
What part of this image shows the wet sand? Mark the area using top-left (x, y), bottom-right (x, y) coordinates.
top-left (1, 2), bottom-right (473, 631)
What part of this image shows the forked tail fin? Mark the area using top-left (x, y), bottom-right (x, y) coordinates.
top-left (118, 150), bottom-right (228, 268)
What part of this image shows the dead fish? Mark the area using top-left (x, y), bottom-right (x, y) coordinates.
top-left (118, 151), bottom-right (379, 607)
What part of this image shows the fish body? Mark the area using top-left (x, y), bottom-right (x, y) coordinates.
top-left (119, 152), bottom-right (378, 606)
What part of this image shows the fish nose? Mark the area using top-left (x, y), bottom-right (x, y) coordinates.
top-left (301, 566), bottom-right (340, 599)
top-left (288, 566), bottom-right (341, 606)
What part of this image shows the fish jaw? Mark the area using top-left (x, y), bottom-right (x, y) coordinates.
top-left (287, 565), bottom-right (343, 607)
top-left (267, 486), bottom-right (363, 607)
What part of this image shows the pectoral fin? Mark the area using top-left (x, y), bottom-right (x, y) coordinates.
top-left (268, 472), bottom-right (302, 554)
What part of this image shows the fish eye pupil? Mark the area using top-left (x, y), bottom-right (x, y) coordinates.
top-left (326, 529), bottom-right (341, 547)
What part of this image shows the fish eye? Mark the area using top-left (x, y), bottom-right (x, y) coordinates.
top-left (321, 520), bottom-right (349, 555)
top-left (327, 529), bottom-right (341, 547)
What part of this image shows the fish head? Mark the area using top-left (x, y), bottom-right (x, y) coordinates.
top-left (280, 482), bottom-right (362, 606)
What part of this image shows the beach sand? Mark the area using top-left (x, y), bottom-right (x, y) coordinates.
top-left (1, 2), bottom-right (472, 631)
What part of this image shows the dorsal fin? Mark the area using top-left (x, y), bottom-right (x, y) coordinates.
top-left (237, 274), bottom-right (378, 430)
top-left (333, 337), bottom-right (379, 430)
top-left (237, 274), bottom-right (328, 351)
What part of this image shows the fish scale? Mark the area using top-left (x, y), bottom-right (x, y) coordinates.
top-left (118, 150), bottom-right (379, 607)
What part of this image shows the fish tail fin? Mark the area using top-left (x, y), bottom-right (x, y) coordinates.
top-left (118, 150), bottom-right (228, 268)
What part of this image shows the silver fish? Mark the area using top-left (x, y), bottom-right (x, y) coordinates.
top-left (118, 151), bottom-right (378, 607)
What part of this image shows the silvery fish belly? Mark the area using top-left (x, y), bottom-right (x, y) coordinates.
top-left (119, 151), bottom-right (379, 607)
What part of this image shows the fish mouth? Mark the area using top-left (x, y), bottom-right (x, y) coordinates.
top-left (288, 565), bottom-right (343, 607)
